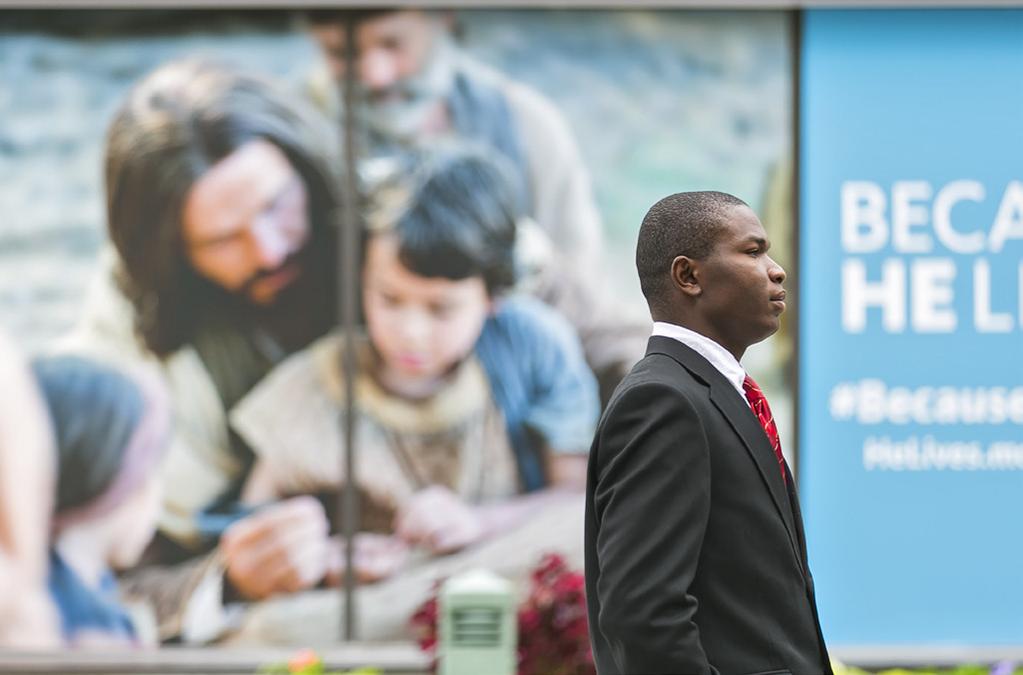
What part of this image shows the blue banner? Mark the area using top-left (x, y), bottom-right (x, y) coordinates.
top-left (800, 10), bottom-right (1023, 646)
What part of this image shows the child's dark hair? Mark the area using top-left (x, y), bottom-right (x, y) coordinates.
top-left (390, 148), bottom-right (519, 296)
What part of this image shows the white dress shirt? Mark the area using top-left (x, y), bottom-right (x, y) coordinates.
top-left (651, 321), bottom-right (747, 401)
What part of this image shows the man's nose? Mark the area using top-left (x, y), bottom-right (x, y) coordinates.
top-left (359, 49), bottom-right (400, 92)
top-left (250, 219), bottom-right (290, 269)
top-left (768, 257), bottom-right (786, 284)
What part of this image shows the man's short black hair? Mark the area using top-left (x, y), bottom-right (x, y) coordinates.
top-left (636, 190), bottom-right (749, 310)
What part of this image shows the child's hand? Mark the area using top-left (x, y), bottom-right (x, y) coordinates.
top-left (220, 495), bottom-right (330, 600)
top-left (393, 486), bottom-right (486, 554)
top-left (323, 533), bottom-right (409, 586)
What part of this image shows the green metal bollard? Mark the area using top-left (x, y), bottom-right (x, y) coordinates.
top-left (438, 569), bottom-right (517, 675)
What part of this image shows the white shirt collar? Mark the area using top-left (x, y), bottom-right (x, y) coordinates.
top-left (651, 321), bottom-right (746, 398)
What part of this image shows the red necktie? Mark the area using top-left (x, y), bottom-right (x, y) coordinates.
top-left (742, 375), bottom-right (787, 485)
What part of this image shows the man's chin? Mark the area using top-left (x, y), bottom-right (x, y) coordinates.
top-left (744, 319), bottom-right (782, 348)
top-left (246, 288), bottom-right (282, 306)
top-left (362, 99), bottom-right (439, 140)
top-left (246, 282), bottom-right (297, 308)
top-left (244, 265), bottom-right (303, 306)
top-left (757, 319), bottom-right (782, 342)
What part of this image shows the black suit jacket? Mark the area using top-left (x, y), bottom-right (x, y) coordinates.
top-left (585, 336), bottom-right (832, 675)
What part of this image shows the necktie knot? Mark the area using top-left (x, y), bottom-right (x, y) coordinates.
top-left (742, 375), bottom-right (787, 485)
top-left (742, 374), bottom-right (765, 404)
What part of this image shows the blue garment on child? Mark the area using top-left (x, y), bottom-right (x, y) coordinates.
top-left (475, 296), bottom-right (599, 492)
top-left (47, 548), bottom-right (136, 642)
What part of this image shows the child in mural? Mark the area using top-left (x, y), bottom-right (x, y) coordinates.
top-left (32, 355), bottom-right (170, 646)
top-left (0, 329), bottom-right (60, 648)
top-left (227, 146), bottom-right (599, 641)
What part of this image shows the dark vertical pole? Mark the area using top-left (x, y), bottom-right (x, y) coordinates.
top-left (790, 7), bottom-right (803, 482)
top-left (339, 13), bottom-right (360, 642)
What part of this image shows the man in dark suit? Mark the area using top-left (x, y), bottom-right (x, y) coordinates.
top-left (585, 191), bottom-right (831, 674)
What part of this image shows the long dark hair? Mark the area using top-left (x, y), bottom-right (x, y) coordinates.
top-left (105, 59), bottom-right (340, 357)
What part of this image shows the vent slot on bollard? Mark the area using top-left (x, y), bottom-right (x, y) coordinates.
top-left (439, 569), bottom-right (516, 675)
top-left (451, 607), bottom-right (502, 647)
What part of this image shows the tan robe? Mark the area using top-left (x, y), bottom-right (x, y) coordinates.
top-left (231, 333), bottom-right (519, 518)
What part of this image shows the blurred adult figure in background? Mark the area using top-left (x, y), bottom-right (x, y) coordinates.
top-left (33, 356), bottom-right (170, 646)
top-left (0, 329), bottom-right (60, 648)
top-left (226, 146), bottom-right (597, 641)
top-left (304, 8), bottom-right (649, 403)
top-left (59, 58), bottom-right (342, 642)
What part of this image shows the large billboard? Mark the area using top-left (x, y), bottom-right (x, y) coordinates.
top-left (801, 9), bottom-right (1023, 647)
top-left (0, 9), bottom-right (793, 652)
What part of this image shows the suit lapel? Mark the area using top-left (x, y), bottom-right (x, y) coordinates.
top-left (708, 382), bottom-right (804, 572)
top-left (646, 337), bottom-right (804, 573)
top-left (785, 462), bottom-right (809, 565)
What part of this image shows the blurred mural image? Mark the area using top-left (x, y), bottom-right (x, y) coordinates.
top-left (0, 8), bottom-right (793, 652)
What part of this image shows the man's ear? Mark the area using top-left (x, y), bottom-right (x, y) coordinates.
top-left (670, 255), bottom-right (701, 298)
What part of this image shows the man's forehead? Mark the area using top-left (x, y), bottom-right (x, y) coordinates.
top-left (183, 140), bottom-right (295, 240)
top-left (716, 204), bottom-right (765, 241)
top-left (357, 10), bottom-right (438, 38)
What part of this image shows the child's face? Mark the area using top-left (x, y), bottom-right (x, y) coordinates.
top-left (363, 234), bottom-right (492, 385)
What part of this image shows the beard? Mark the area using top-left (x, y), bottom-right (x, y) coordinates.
top-left (208, 242), bottom-right (332, 351)
top-left (353, 37), bottom-right (457, 142)
top-left (238, 255), bottom-right (305, 307)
